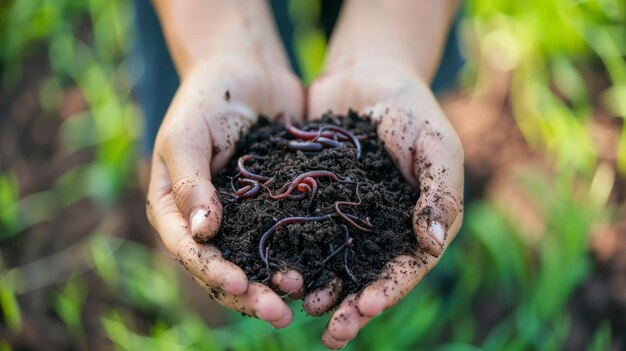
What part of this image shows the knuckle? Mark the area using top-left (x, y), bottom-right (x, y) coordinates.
top-left (203, 285), bottom-right (224, 301)
top-left (278, 71), bottom-right (303, 94)
top-left (375, 77), bottom-right (416, 102)
top-left (308, 75), bottom-right (345, 109)
top-left (176, 237), bottom-right (220, 264)
top-left (175, 236), bottom-right (194, 260)
top-left (145, 197), bottom-right (156, 226)
top-left (171, 175), bottom-right (199, 209)
top-left (155, 126), bottom-right (178, 152)
top-left (145, 186), bottom-right (169, 229)
top-left (415, 188), bottom-right (461, 228)
top-left (449, 134), bottom-right (465, 163)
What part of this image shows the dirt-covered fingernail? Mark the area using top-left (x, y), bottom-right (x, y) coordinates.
top-left (272, 270), bottom-right (303, 294)
top-left (190, 208), bottom-right (209, 241)
top-left (416, 217), bottom-right (445, 257)
top-left (429, 221), bottom-right (445, 246)
top-left (280, 270), bottom-right (303, 292)
top-left (322, 330), bottom-right (348, 350)
top-left (419, 220), bottom-right (445, 257)
top-left (270, 309), bottom-right (293, 328)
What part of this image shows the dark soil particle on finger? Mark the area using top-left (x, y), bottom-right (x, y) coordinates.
top-left (213, 111), bottom-right (418, 298)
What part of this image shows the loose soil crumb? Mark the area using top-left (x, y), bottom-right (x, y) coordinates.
top-left (213, 112), bottom-right (418, 297)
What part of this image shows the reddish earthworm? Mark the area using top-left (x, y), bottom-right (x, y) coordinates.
top-left (335, 202), bottom-right (373, 232)
top-left (313, 125), bottom-right (362, 160)
top-left (268, 171), bottom-right (344, 200)
top-left (237, 155), bottom-right (271, 182)
top-left (235, 185), bottom-right (251, 195)
top-left (281, 112), bottom-right (341, 140)
top-left (285, 177), bottom-right (318, 208)
top-left (280, 113), bottom-right (367, 158)
top-left (283, 178), bottom-right (309, 199)
top-left (315, 137), bottom-right (345, 148)
top-left (285, 178), bottom-right (317, 202)
top-left (259, 214), bottom-right (337, 265)
top-left (302, 177), bottom-right (318, 208)
top-left (298, 178), bottom-right (315, 192)
top-left (334, 184), bottom-right (372, 232)
top-left (285, 188), bottom-right (309, 200)
top-left (235, 179), bottom-right (261, 199)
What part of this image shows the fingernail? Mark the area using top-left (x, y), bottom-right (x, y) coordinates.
top-left (271, 311), bottom-right (291, 328)
top-left (190, 208), bottom-right (208, 239)
top-left (417, 219), bottom-right (445, 257)
top-left (285, 270), bottom-right (301, 281)
top-left (429, 221), bottom-right (445, 246)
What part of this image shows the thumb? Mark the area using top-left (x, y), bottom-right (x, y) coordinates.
top-left (376, 103), bottom-right (464, 257)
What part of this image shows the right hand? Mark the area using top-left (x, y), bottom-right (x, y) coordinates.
top-left (146, 56), bottom-right (305, 328)
top-left (305, 59), bottom-right (464, 348)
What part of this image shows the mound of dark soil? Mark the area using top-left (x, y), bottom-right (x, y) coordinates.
top-left (213, 112), bottom-right (418, 296)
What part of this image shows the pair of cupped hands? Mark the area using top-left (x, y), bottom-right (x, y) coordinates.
top-left (146, 51), bottom-right (463, 348)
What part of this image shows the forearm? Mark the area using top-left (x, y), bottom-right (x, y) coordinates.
top-left (326, 0), bottom-right (459, 82)
top-left (152, 0), bottom-right (289, 78)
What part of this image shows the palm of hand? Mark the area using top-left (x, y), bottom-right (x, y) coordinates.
top-left (147, 57), bottom-right (464, 348)
top-left (147, 58), bottom-right (306, 328)
top-left (304, 61), bottom-right (464, 348)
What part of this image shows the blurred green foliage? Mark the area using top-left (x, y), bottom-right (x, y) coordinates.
top-left (466, 0), bottom-right (625, 176)
top-left (0, 0), bottom-right (139, 344)
top-left (0, 0), bottom-right (624, 350)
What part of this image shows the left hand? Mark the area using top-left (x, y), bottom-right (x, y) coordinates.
top-left (304, 59), bottom-right (464, 349)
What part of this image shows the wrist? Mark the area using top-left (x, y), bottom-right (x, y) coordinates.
top-left (323, 56), bottom-right (425, 85)
top-left (325, 0), bottom-right (458, 83)
top-left (328, 51), bottom-right (418, 72)
top-left (154, 0), bottom-right (289, 78)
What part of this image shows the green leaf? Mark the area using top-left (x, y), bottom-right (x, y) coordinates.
top-left (587, 321), bottom-right (613, 351)
top-left (0, 276), bottom-right (22, 332)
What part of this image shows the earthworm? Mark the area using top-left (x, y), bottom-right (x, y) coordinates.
top-left (285, 177), bottom-right (314, 199)
top-left (336, 203), bottom-right (372, 232)
top-left (287, 140), bottom-right (324, 152)
top-left (285, 185), bottom-right (309, 200)
top-left (268, 171), bottom-right (344, 200)
top-left (281, 112), bottom-right (341, 140)
top-left (300, 177), bottom-right (318, 208)
top-left (342, 213), bottom-right (373, 230)
top-left (334, 184), bottom-right (372, 232)
top-left (344, 246), bottom-right (358, 284)
top-left (237, 155), bottom-right (271, 182)
top-left (235, 179), bottom-right (261, 199)
top-left (315, 137), bottom-right (345, 148)
top-left (313, 125), bottom-right (362, 160)
top-left (259, 214), bottom-right (337, 265)
top-left (323, 224), bottom-right (353, 264)
top-left (261, 178), bottom-right (313, 201)
top-left (235, 185), bottom-right (251, 195)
